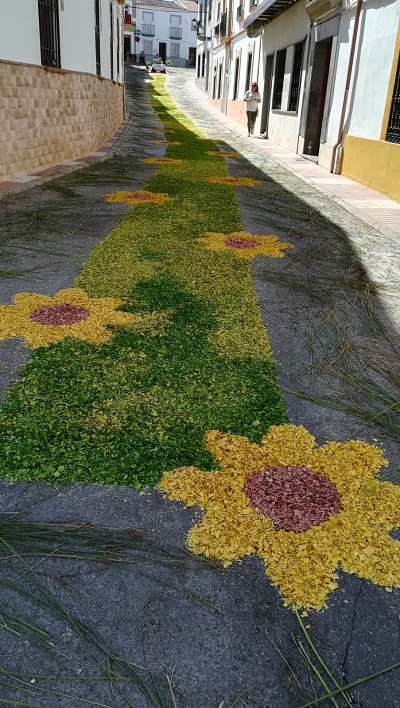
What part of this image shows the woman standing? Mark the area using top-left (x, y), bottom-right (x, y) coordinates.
top-left (243, 82), bottom-right (261, 137)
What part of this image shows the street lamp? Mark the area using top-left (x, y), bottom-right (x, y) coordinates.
top-left (191, 18), bottom-right (211, 41)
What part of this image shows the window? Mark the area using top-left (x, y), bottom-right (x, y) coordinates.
top-left (233, 56), bottom-right (240, 100)
top-left (288, 41), bottom-right (304, 112)
top-left (245, 52), bottom-right (252, 91)
top-left (170, 14), bottom-right (181, 26)
top-left (117, 17), bottom-right (121, 79)
top-left (170, 42), bottom-right (180, 58)
top-left (197, 53), bottom-right (201, 77)
top-left (170, 16), bottom-right (182, 40)
top-left (202, 51), bottom-right (206, 77)
top-left (143, 39), bottom-right (153, 55)
top-left (38, 0), bottom-right (61, 68)
top-left (272, 48), bottom-right (286, 110)
top-left (110, 1), bottom-right (114, 80)
top-left (212, 64), bottom-right (217, 99)
top-left (386, 54), bottom-right (400, 144)
top-left (142, 11), bottom-right (154, 22)
top-left (217, 62), bottom-right (223, 99)
top-left (95, 0), bottom-right (101, 76)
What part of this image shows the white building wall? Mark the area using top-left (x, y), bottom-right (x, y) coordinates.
top-left (0, 0), bottom-right (41, 64)
top-left (59, 0), bottom-right (97, 74)
top-left (260, 0), bottom-right (309, 151)
top-left (325, 0), bottom-right (399, 145)
top-left (0, 0), bottom-right (123, 80)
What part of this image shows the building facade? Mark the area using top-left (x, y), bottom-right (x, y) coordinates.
top-left (136, 0), bottom-right (198, 67)
top-left (197, 0), bottom-right (400, 200)
top-left (0, 0), bottom-right (125, 181)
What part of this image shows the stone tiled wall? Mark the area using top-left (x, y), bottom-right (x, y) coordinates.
top-left (0, 61), bottom-right (124, 180)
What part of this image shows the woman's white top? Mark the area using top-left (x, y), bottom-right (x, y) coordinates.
top-left (244, 90), bottom-right (261, 112)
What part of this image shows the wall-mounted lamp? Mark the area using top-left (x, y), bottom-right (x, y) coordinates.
top-left (191, 18), bottom-right (211, 40)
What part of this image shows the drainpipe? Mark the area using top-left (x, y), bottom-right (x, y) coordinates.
top-left (330, 0), bottom-right (363, 173)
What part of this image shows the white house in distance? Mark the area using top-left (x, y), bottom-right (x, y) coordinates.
top-left (136, 0), bottom-right (198, 66)
top-left (0, 0), bottom-right (125, 181)
top-left (198, 0), bottom-right (400, 201)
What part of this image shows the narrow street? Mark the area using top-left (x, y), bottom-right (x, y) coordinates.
top-left (0, 65), bottom-right (399, 708)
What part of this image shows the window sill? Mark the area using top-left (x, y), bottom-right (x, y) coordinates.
top-left (271, 109), bottom-right (299, 116)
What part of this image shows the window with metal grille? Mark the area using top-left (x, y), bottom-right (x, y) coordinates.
top-left (38, 0), bottom-right (61, 68)
top-left (143, 39), bottom-right (153, 55)
top-left (170, 42), bottom-right (180, 58)
top-left (110, 2), bottom-right (114, 80)
top-left (288, 41), bottom-right (304, 112)
top-left (95, 0), bottom-right (101, 75)
top-left (245, 52), bottom-right (252, 91)
top-left (249, 0), bottom-right (257, 8)
top-left (237, 4), bottom-right (243, 19)
top-left (272, 48), bottom-right (286, 110)
top-left (233, 56), bottom-right (240, 100)
top-left (386, 54), bottom-right (400, 144)
top-left (117, 17), bottom-right (120, 79)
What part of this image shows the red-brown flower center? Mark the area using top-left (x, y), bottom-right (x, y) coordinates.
top-left (244, 465), bottom-right (341, 533)
top-left (29, 303), bottom-right (90, 326)
top-left (224, 237), bottom-right (259, 249)
top-left (127, 193), bottom-right (154, 201)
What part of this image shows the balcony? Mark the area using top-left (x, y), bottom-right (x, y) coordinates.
top-left (249, 0), bottom-right (257, 8)
top-left (305, 0), bottom-right (342, 21)
top-left (220, 11), bottom-right (227, 38)
top-left (169, 26), bottom-right (182, 39)
top-left (124, 12), bottom-right (132, 22)
top-left (237, 4), bottom-right (243, 19)
top-left (141, 23), bottom-right (155, 36)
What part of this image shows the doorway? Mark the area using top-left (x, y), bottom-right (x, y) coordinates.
top-left (303, 37), bottom-right (332, 157)
top-left (260, 54), bottom-right (273, 137)
top-left (188, 47), bottom-right (196, 67)
top-left (159, 42), bottom-right (166, 62)
top-left (124, 35), bottom-right (131, 60)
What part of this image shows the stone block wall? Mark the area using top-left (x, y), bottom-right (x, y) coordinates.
top-left (0, 61), bottom-right (124, 180)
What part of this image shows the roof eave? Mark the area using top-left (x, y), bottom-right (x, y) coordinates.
top-left (243, 0), bottom-right (297, 29)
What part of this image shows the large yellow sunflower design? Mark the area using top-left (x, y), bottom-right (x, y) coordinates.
top-left (160, 424), bottom-right (400, 610)
top-left (0, 288), bottom-right (139, 348)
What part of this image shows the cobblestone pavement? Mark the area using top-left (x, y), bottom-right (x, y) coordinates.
top-left (0, 66), bottom-right (399, 708)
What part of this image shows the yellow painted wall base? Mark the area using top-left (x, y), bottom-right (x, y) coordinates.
top-left (342, 135), bottom-right (400, 202)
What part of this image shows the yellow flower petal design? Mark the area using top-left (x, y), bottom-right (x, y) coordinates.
top-left (206, 151), bottom-right (240, 158)
top-left (0, 287), bottom-right (139, 349)
top-left (141, 157), bottom-right (182, 165)
top-left (206, 176), bottom-right (260, 187)
top-left (104, 190), bottom-right (174, 206)
top-left (159, 424), bottom-right (399, 610)
top-left (196, 232), bottom-right (292, 259)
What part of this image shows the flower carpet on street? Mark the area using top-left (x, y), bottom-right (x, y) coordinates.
top-left (0, 288), bottom-right (138, 348)
top-left (160, 424), bottom-right (400, 609)
top-left (197, 231), bottom-right (293, 259)
top-left (0, 76), bottom-right (286, 487)
top-left (207, 151), bottom-right (240, 158)
top-left (0, 75), bottom-right (398, 619)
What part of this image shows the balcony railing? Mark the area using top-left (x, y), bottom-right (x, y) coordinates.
top-left (141, 24), bottom-right (155, 36)
top-left (169, 26), bottom-right (182, 39)
top-left (249, 0), bottom-right (257, 8)
top-left (220, 11), bottom-right (227, 38)
top-left (236, 4), bottom-right (243, 19)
